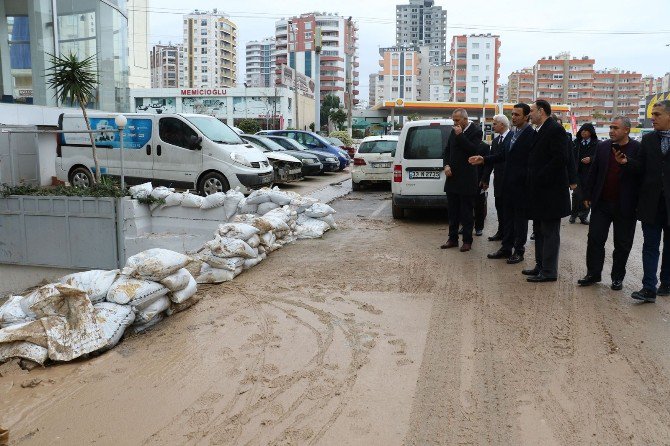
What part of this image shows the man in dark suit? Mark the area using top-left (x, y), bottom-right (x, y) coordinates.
top-left (524, 99), bottom-right (570, 282)
top-left (629, 100), bottom-right (670, 303)
top-left (482, 114), bottom-right (512, 241)
top-left (469, 103), bottom-right (534, 264)
top-left (570, 123), bottom-right (599, 224)
top-left (577, 117), bottom-right (641, 291)
top-left (441, 108), bottom-right (483, 252)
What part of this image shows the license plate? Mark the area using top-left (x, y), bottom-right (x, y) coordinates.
top-left (409, 170), bottom-right (441, 179)
top-left (289, 168), bottom-right (302, 174)
top-left (371, 162), bottom-right (392, 168)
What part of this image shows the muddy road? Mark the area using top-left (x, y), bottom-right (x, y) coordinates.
top-left (2, 186), bottom-right (670, 445)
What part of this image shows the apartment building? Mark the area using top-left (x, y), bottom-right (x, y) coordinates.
top-left (507, 68), bottom-right (534, 104)
top-left (245, 37), bottom-right (276, 88)
top-left (376, 46), bottom-right (422, 102)
top-left (450, 34), bottom-right (501, 103)
top-left (592, 69), bottom-right (643, 126)
top-left (395, 0), bottom-right (447, 66)
top-left (150, 43), bottom-right (185, 88)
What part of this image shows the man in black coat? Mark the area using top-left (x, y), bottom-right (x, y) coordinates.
top-left (482, 114), bottom-right (512, 241)
top-left (469, 103), bottom-right (534, 264)
top-left (570, 123), bottom-right (598, 224)
top-left (441, 109), bottom-right (483, 252)
top-left (524, 100), bottom-right (570, 282)
top-left (629, 100), bottom-right (670, 303)
top-left (577, 117), bottom-right (641, 291)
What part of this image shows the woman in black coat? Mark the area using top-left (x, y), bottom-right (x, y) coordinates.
top-left (570, 123), bottom-right (598, 224)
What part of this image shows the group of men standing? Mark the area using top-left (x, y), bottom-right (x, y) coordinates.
top-left (441, 99), bottom-right (670, 303)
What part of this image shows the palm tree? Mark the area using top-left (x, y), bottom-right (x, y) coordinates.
top-left (46, 52), bottom-right (101, 183)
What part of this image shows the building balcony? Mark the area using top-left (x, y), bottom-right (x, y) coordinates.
top-left (321, 85), bottom-right (344, 92)
top-left (321, 75), bottom-right (344, 82)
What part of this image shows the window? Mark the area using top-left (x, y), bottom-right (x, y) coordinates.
top-left (201, 38), bottom-right (207, 45)
top-left (159, 118), bottom-right (197, 149)
top-left (472, 65), bottom-right (479, 70)
top-left (305, 41), bottom-right (312, 50)
top-left (472, 53), bottom-right (479, 60)
top-left (305, 31), bottom-right (312, 40)
top-left (471, 87), bottom-right (479, 93)
top-left (201, 47), bottom-right (207, 54)
top-left (305, 22), bottom-right (312, 30)
top-left (486, 43), bottom-right (490, 49)
top-left (201, 19), bottom-right (207, 26)
top-left (403, 125), bottom-right (450, 159)
top-left (472, 43), bottom-right (479, 49)
top-left (471, 76), bottom-right (479, 82)
top-left (486, 54), bottom-right (490, 60)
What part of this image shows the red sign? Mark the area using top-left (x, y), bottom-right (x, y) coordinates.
top-left (180, 89), bottom-right (227, 96)
top-left (570, 114), bottom-right (577, 135)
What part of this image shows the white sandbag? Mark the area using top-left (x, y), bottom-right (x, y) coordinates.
top-left (196, 263), bottom-right (236, 284)
top-left (0, 341), bottom-right (49, 365)
top-left (258, 245), bottom-right (267, 255)
top-left (128, 313), bottom-right (164, 334)
top-left (20, 283), bottom-right (90, 319)
top-left (163, 192), bottom-right (184, 207)
top-left (150, 186), bottom-right (174, 200)
top-left (218, 222), bottom-right (260, 240)
top-left (201, 192), bottom-right (227, 209)
top-left (166, 293), bottom-right (202, 316)
top-left (319, 214), bottom-right (338, 229)
top-left (243, 257), bottom-right (262, 270)
top-left (181, 191), bottom-right (205, 208)
top-left (159, 268), bottom-right (192, 292)
top-left (252, 216), bottom-right (290, 234)
top-left (257, 201), bottom-right (280, 215)
top-left (304, 202), bottom-right (336, 218)
top-left (0, 296), bottom-right (34, 328)
top-left (170, 275), bottom-right (197, 303)
top-left (129, 182), bottom-right (153, 199)
top-left (206, 236), bottom-right (257, 259)
top-left (94, 302), bottom-right (135, 351)
top-left (290, 196), bottom-right (319, 213)
top-left (246, 189), bottom-right (272, 204)
top-left (260, 232), bottom-right (276, 247)
top-left (295, 215), bottom-right (331, 239)
top-left (123, 248), bottom-right (191, 281)
top-left (237, 198), bottom-right (258, 215)
top-left (259, 252), bottom-right (267, 260)
top-left (246, 234), bottom-right (260, 248)
top-left (268, 188), bottom-right (294, 205)
top-left (58, 269), bottom-right (118, 304)
top-left (231, 213), bottom-right (257, 224)
top-left (135, 296), bottom-right (170, 324)
top-left (224, 189), bottom-right (245, 220)
top-left (106, 276), bottom-right (168, 305)
top-left (264, 207), bottom-right (293, 223)
top-left (200, 253), bottom-right (245, 271)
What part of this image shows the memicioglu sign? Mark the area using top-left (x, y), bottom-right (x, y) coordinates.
top-left (180, 89), bottom-right (227, 96)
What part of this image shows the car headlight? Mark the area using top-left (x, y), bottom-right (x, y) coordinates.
top-left (326, 157), bottom-right (337, 162)
top-left (230, 151), bottom-right (252, 167)
top-left (302, 159), bottom-right (313, 165)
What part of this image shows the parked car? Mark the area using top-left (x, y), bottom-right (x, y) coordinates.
top-left (351, 135), bottom-right (399, 191)
top-left (265, 135), bottom-right (340, 174)
top-left (264, 130), bottom-right (350, 170)
top-left (325, 136), bottom-right (356, 158)
top-left (391, 119), bottom-right (453, 219)
top-left (57, 112), bottom-right (273, 195)
top-left (241, 134), bottom-right (323, 177)
top-left (238, 135), bottom-right (303, 184)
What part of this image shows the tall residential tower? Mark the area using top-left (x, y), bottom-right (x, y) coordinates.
top-left (395, 0), bottom-right (447, 66)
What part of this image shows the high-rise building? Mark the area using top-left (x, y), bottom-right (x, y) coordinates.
top-left (498, 83), bottom-right (508, 103)
top-left (275, 12), bottom-right (359, 106)
top-left (376, 46), bottom-right (422, 101)
top-left (507, 68), bottom-right (534, 104)
top-left (450, 34), bottom-right (501, 103)
top-left (592, 69), bottom-right (643, 126)
top-left (150, 43), bottom-right (185, 88)
top-left (183, 9), bottom-right (237, 88)
top-left (395, 0), bottom-right (447, 66)
top-left (245, 38), bottom-right (276, 88)
top-left (127, 0), bottom-right (150, 88)
top-left (428, 64), bottom-right (452, 101)
top-left (369, 73), bottom-right (379, 106)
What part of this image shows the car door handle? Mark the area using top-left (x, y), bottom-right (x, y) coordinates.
top-left (146, 144), bottom-right (151, 155)
top-left (157, 145), bottom-right (162, 156)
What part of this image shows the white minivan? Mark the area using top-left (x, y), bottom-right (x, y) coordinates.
top-left (391, 119), bottom-right (453, 219)
top-left (56, 113), bottom-right (274, 195)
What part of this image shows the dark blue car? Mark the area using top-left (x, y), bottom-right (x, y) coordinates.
top-left (262, 130), bottom-right (350, 170)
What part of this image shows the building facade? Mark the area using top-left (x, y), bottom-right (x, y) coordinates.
top-left (450, 34), bottom-right (501, 103)
top-left (395, 0), bottom-right (447, 66)
top-left (428, 64), bottom-right (452, 102)
top-left (245, 37), bottom-right (276, 88)
top-left (127, 0), bottom-right (150, 88)
top-left (150, 44), bottom-right (185, 88)
top-left (0, 0), bottom-right (129, 112)
top-left (182, 9), bottom-right (237, 89)
top-left (507, 68), bottom-right (534, 104)
top-left (275, 12), bottom-right (359, 106)
top-left (376, 46), bottom-right (422, 102)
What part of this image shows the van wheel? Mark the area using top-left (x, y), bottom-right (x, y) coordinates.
top-left (392, 203), bottom-right (404, 219)
top-left (199, 171), bottom-right (229, 196)
top-left (352, 181), bottom-right (362, 191)
top-left (69, 167), bottom-right (93, 188)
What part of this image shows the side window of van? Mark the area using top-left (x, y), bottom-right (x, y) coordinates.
top-left (301, 133), bottom-right (321, 147)
top-left (159, 118), bottom-right (197, 149)
top-left (404, 126), bottom-right (450, 159)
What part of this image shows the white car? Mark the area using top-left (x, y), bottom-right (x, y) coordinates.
top-left (351, 135), bottom-right (398, 191)
top-left (391, 119), bottom-right (453, 219)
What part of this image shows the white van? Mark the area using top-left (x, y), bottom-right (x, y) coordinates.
top-left (391, 119), bottom-right (453, 219)
top-left (56, 113), bottom-right (273, 195)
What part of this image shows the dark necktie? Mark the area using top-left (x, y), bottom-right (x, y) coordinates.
top-left (659, 130), bottom-right (670, 155)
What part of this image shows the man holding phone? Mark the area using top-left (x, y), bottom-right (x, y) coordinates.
top-left (577, 117), bottom-right (641, 290)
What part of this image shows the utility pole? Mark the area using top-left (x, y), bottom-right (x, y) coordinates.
top-left (288, 20), bottom-right (299, 130)
top-left (314, 27), bottom-right (322, 133)
top-left (346, 16), bottom-right (353, 137)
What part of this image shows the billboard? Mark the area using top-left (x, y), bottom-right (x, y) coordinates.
top-left (644, 91), bottom-right (670, 127)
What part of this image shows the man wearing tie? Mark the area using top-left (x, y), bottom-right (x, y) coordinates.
top-left (482, 115), bottom-right (512, 241)
top-left (469, 104), bottom-right (534, 264)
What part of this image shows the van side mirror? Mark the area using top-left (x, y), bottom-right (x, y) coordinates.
top-left (189, 135), bottom-right (202, 150)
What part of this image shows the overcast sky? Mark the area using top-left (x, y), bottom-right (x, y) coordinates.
top-left (146, 0), bottom-right (670, 102)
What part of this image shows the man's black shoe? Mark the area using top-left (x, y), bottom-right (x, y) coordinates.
top-left (527, 273), bottom-right (557, 283)
top-left (580, 218), bottom-right (589, 225)
top-left (577, 274), bottom-right (601, 286)
top-left (569, 216), bottom-right (576, 224)
top-left (522, 267), bottom-right (540, 276)
top-left (611, 280), bottom-right (623, 291)
top-left (487, 249), bottom-right (512, 259)
top-left (475, 229), bottom-right (483, 236)
top-left (506, 253), bottom-right (524, 264)
top-left (631, 288), bottom-right (656, 303)
top-left (488, 233), bottom-right (503, 241)
top-left (657, 283), bottom-right (670, 296)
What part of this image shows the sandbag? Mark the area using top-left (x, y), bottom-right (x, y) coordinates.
top-left (217, 223), bottom-right (260, 240)
top-left (0, 320), bottom-right (48, 348)
top-left (290, 196), bottom-right (319, 213)
top-left (206, 236), bottom-right (257, 259)
top-left (267, 188), bottom-right (294, 205)
top-left (170, 275), bottom-right (197, 304)
top-left (257, 201), bottom-right (280, 215)
top-left (93, 302), bottom-right (135, 351)
top-left (201, 192), bottom-right (227, 209)
top-left (260, 232), bottom-right (276, 247)
top-left (181, 192), bottom-right (204, 208)
top-left (196, 264), bottom-right (236, 284)
top-left (252, 215), bottom-right (290, 233)
top-left (106, 276), bottom-right (168, 305)
top-left (319, 214), bottom-right (337, 229)
top-left (0, 341), bottom-right (49, 365)
top-left (21, 283), bottom-right (91, 319)
top-left (166, 293), bottom-right (202, 316)
top-left (200, 253), bottom-right (245, 271)
top-left (304, 202), bottom-right (336, 218)
top-left (58, 269), bottom-right (119, 303)
top-left (295, 215), bottom-right (331, 239)
top-left (150, 186), bottom-right (174, 200)
top-left (128, 313), bottom-right (164, 335)
top-left (264, 207), bottom-right (293, 223)
top-left (123, 248), bottom-right (191, 281)
top-left (0, 296), bottom-right (34, 329)
top-left (246, 189), bottom-right (272, 205)
top-left (159, 268), bottom-right (192, 291)
top-left (243, 257), bottom-right (262, 270)
top-left (129, 182), bottom-right (153, 199)
top-left (237, 199), bottom-right (258, 215)
top-left (246, 234), bottom-right (260, 248)
top-left (163, 192), bottom-right (184, 207)
top-left (224, 189), bottom-right (245, 220)
top-left (135, 296), bottom-right (170, 324)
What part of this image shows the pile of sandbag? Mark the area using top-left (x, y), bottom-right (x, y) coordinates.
top-left (0, 249), bottom-right (199, 366)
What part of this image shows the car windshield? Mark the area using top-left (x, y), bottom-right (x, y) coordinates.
top-left (275, 138), bottom-right (308, 151)
top-left (358, 140), bottom-right (397, 155)
top-left (244, 136), bottom-right (287, 152)
top-left (327, 137), bottom-right (345, 146)
top-left (185, 116), bottom-right (244, 144)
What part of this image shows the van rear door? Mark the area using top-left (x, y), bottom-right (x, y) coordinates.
top-left (398, 123), bottom-right (452, 196)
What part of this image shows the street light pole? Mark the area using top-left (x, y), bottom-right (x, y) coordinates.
top-left (481, 79), bottom-right (488, 127)
top-left (114, 114), bottom-right (128, 189)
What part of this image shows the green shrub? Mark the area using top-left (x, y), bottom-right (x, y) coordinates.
top-left (237, 119), bottom-right (261, 135)
top-left (329, 130), bottom-right (352, 146)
